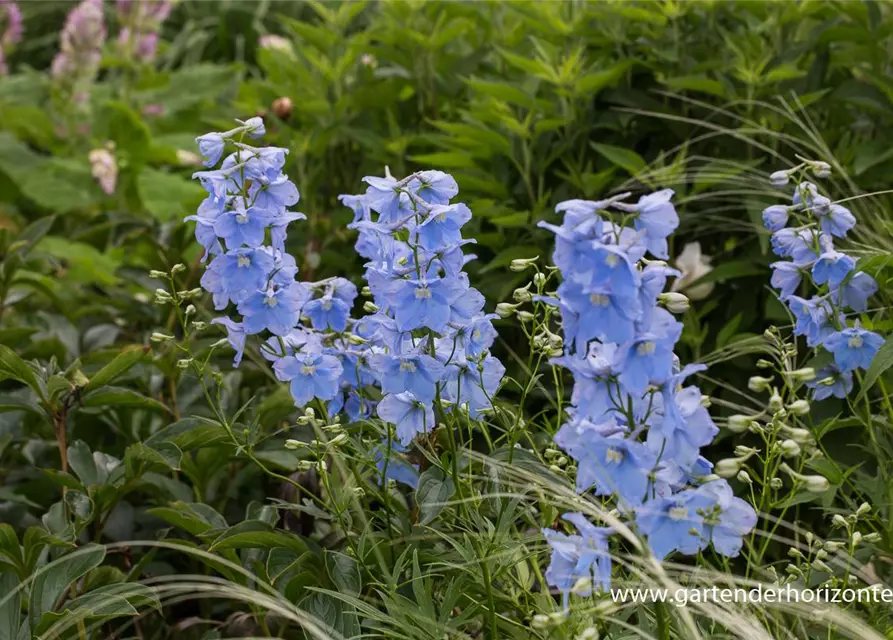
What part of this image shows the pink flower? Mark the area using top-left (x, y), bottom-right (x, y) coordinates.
top-left (89, 146), bottom-right (118, 195)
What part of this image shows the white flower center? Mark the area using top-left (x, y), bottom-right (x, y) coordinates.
top-left (637, 341), bottom-right (656, 356)
top-left (437, 212), bottom-right (447, 222)
top-left (400, 360), bottom-right (417, 373)
top-left (301, 365), bottom-right (316, 376)
top-left (237, 255), bottom-right (251, 268)
top-left (235, 213), bottom-right (249, 224)
top-left (322, 300), bottom-right (332, 311)
top-left (473, 328), bottom-right (481, 339)
top-left (264, 296), bottom-right (278, 308)
top-left (848, 335), bottom-right (864, 349)
top-left (668, 506), bottom-right (689, 521)
top-left (414, 287), bottom-right (432, 300)
top-left (605, 448), bottom-right (624, 464)
top-left (605, 253), bottom-right (618, 267)
top-left (590, 293), bottom-right (610, 307)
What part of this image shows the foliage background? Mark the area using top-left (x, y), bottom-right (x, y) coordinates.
top-left (4, 1), bottom-right (893, 638)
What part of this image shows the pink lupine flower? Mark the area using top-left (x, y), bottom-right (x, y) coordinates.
top-left (51, 0), bottom-right (106, 98)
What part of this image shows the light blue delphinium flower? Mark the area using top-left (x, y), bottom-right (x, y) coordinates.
top-left (303, 293), bottom-right (352, 332)
top-left (210, 317), bottom-right (247, 367)
top-left (769, 261), bottom-right (802, 300)
top-left (629, 189), bottom-right (679, 259)
top-left (812, 249), bottom-right (856, 287)
top-left (200, 248), bottom-right (275, 309)
top-left (831, 271), bottom-right (877, 313)
top-left (443, 355), bottom-right (506, 418)
top-left (807, 364), bottom-right (853, 400)
top-left (788, 295), bottom-right (836, 348)
top-left (558, 281), bottom-right (640, 346)
top-left (388, 277), bottom-right (466, 333)
top-left (700, 479), bottom-right (758, 557)
top-left (376, 391), bottom-right (435, 445)
top-left (415, 170), bottom-right (459, 205)
top-left (761, 204), bottom-right (789, 232)
top-left (369, 353), bottom-right (445, 402)
top-left (373, 440), bottom-right (419, 488)
top-left (635, 489), bottom-right (713, 560)
top-left (415, 203), bottom-right (472, 251)
top-left (575, 435), bottom-right (656, 506)
top-left (614, 333), bottom-right (676, 396)
top-left (818, 203), bottom-right (856, 238)
top-left (542, 512), bottom-right (613, 597)
top-left (196, 132), bottom-right (225, 167)
top-left (212, 205), bottom-right (276, 249)
top-left (823, 325), bottom-right (884, 372)
top-left (273, 351), bottom-right (343, 407)
top-left (647, 386), bottom-right (718, 471)
top-left (238, 284), bottom-right (311, 336)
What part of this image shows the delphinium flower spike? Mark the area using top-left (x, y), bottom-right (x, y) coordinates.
top-left (761, 160), bottom-right (884, 399)
top-left (539, 189), bottom-right (757, 598)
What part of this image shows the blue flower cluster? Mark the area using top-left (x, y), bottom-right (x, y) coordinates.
top-left (188, 118), bottom-right (349, 409)
top-left (539, 190), bottom-right (756, 596)
top-left (764, 176), bottom-right (884, 400)
top-left (338, 171), bottom-right (505, 448)
top-left (187, 123), bottom-right (504, 488)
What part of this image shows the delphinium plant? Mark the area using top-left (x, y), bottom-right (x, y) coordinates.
top-left (531, 190), bottom-right (758, 602)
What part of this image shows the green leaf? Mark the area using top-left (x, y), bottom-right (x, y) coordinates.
top-left (326, 551), bottom-right (360, 597)
top-left (0, 572), bottom-right (22, 640)
top-left (137, 169), bottom-right (206, 222)
top-left (0, 525), bottom-right (21, 569)
top-left (576, 62), bottom-right (632, 95)
top-left (29, 545), bottom-right (105, 625)
top-left (67, 441), bottom-right (100, 487)
top-left (408, 152), bottom-right (477, 170)
top-left (37, 237), bottom-right (120, 286)
top-left (660, 75), bottom-right (725, 98)
top-left (855, 336), bottom-right (893, 402)
top-left (415, 467), bottom-right (455, 525)
top-left (84, 346), bottom-right (149, 392)
top-left (99, 102), bottom-right (151, 166)
top-left (124, 442), bottom-right (182, 476)
top-left (209, 531), bottom-right (308, 554)
top-left (591, 142), bottom-right (645, 175)
top-left (80, 387), bottom-right (169, 412)
top-left (18, 158), bottom-right (95, 213)
top-left (0, 346), bottom-right (42, 399)
top-left (146, 502), bottom-right (227, 536)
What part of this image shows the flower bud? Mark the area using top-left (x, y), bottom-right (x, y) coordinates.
top-left (531, 614), bottom-right (550, 629)
top-left (824, 540), bottom-right (843, 552)
top-left (852, 531), bottom-right (863, 546)
top-left (812, 559), bottom-right (832, 572)
top-left (715, 458), bottom-right (742, 478)
top-left (863, 532), bottom-right (881, 543)
top-left (510, 256), bottom-right (539, 272)
top-left (185, 304), bottom-right (196, 317)
top-left (517, 311), bottom-right (535, 322)
top-left (748, 376), bottom-right (772, 392)
top-left (148, 270), bottom-right (167, 279)
top-left (769, 388), bottom-right (784, 411)
top-left (804, 475), bottom-right (830, 493)
top-left (571, 576), bottom-right (592, 595)
top-left (736, 470), bottom-right (752, 484)
top-left (150, 332), bottom-right (174, 342)
top-left (513, 287), bottom-right (533, 303)
top-left (756, 359), bottom-right (774, 369)
top-left (496, 302), bottom-right (518, 318)
top-left (811, 161), bottom-right (832, 179)
top-left (329, 433), bottom-right (347, 446)
top-left (770, 477), bottom-right (783, 490)
top-left (284, 439), bottom-right (301, 450)
top-left (176, 358), bottom-right (192, 369)
top-left (346, 333), bottom-right (369, 345)
top-left (769, 170), bottom-right (791, 188)
top-left (361, 286), bottom-right (372, 297)
top-left (191, 321), bottom-right (207, 331)
top-left (727, 414), bottom-right (753, 433)
top-left (532, 272), bottom-right (546, 287)
top-left (832, 514), bottom-right (848, 528)
top-left (362, 301), bottom-right (379, 313)
top-left (316, 460), bottom-right (328, 473)
top-left (856, 502), bottom-right (871, 516)
top-left (578, 628), bottom-right (599, 640)
top-left (171, 263), bottom-right (187, 274)
top-left (789, 367), bottom-right (816, 381)
top-left (780, 439), bottom-right (801, 458)
top-left (154, 288), bottom-right (172, 302)
top-left (784, 427), bottom-right (812, 443)
top-left (787, 399), bottom-right (810, 415)
top-left (659, 292), bottom-right (690, 313)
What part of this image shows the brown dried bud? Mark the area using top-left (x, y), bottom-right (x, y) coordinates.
top-left (272, 96), bottom-right (293, 120)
